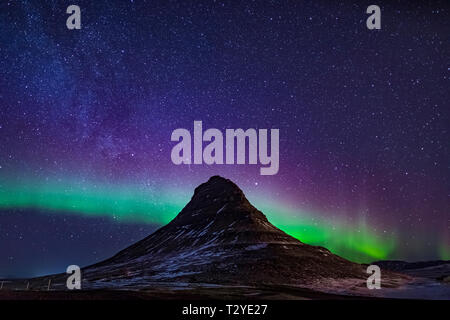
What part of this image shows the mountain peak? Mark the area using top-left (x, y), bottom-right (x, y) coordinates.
top-left (193, 175), bottom-right (244, 199)
top-left (172, 175), bottom-right (253, 224)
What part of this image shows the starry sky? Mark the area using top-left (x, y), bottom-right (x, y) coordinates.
top-left (0, 0), bottom-right (449, 278)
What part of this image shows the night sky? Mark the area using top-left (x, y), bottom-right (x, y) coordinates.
top-left (0, 0), bottom-right (449, 278)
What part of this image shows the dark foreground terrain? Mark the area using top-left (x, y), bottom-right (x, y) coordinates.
top-left (0, 285), bottom-right (382, 300)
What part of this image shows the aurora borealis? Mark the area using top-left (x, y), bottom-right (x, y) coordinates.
top-left (0, 1), bottom-right (449, 278)
top-left (0, 175), bottom-right (397, 262)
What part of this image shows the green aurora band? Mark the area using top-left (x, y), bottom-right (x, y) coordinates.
top-left (0, 177), bottom-right (187, 225)
top-left (439, 243), bottom-right (450, 260)
top-left (253, 199), bottom-right (397, 262)
top-left (0, 177), bottom-right (400, 263)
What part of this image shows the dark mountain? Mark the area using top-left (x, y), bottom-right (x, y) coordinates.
top-left (77, 176), bottom-right (368, 288)
top-left (373, 260), bottom-right (450, 281)
top-left (373, 260), bottom-right (450, 271)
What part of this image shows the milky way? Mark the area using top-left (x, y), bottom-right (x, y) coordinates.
top-left (0, 1), bottom-right (449, 277)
